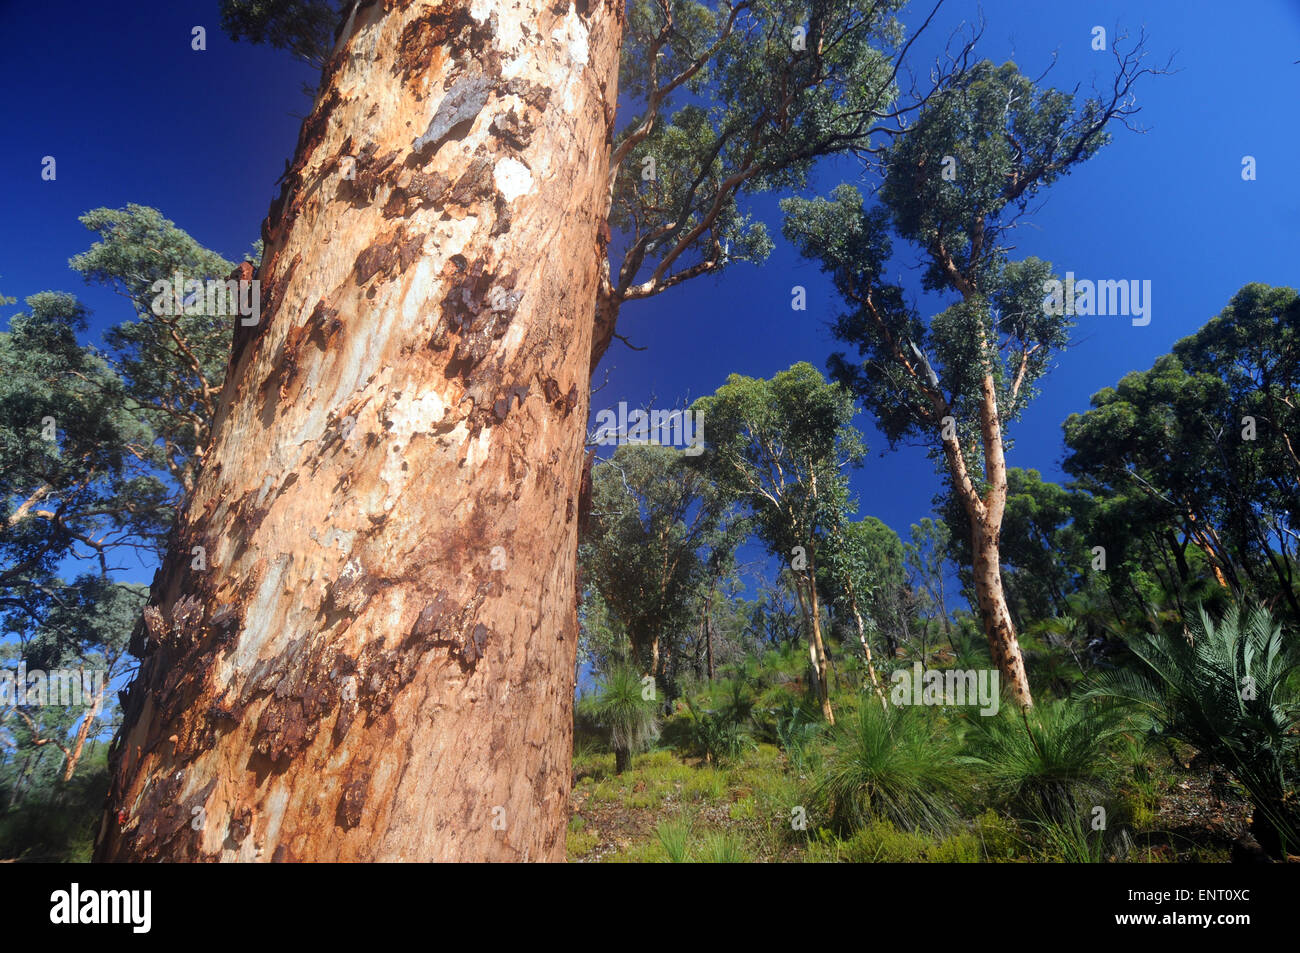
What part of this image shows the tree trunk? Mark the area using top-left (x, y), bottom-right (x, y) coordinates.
top-left (806, 578), bottom-right (835, 724)
top-left (971, 517), bottom-right (1034, 709)
top-left (939, 363), bottom-right (1035, 710)
top-left (62, 670), bottom-right (105, 782)
top-left (791, 576), bottom-right (832, 722)
top-left (704, 587), bottom-right (715, 681)
top-left (96, 0), bottom-right (623, 862)
top-left (849, 596), bottom-right (887, 711)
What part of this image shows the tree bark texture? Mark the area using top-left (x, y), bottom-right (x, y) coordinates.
top-left (97, 0), bottom-right (623, 862)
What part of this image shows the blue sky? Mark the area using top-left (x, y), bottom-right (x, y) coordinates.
top-left (1, 0), bottom-right (1298, 593)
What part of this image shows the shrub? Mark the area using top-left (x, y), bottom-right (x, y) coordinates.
top-left (1086, 604), bottom-right (1300, 857)
top-left (806, 819), bottom-right (979, 862)
top-left (961, 697), bottom-right (1122, 823)
top-left (697, 832), bottom-right (751, 863)
top-left (773, 700), bottom-right (825, 774)
top-left (656, 817), bottom-right (692, 863)
top-left (682, 694), bottom-right (754, 765)
top-left (814, 702), bottom-right (968, 835)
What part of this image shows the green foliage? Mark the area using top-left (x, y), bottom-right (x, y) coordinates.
top-left (814, 703), bottom-right (967, 835)
top-left (905, 517), bottom-right (953, 634)
top-left (973, 809), bottom-right (1027, 861)
top-left (219, 0), bottom-right (345, 69)
top-left (962, 698), bottom-right (1122, 823)
top-left (1064, 285), bottom-right (1300, 624)
top-left (0, 293), bottom-right (164, 584)
top-left (578, 665), bottom-right (661, 773)
top-left (70, 205), bottom-right (237, 494)
top-left (1027, 807), bottom-right (1131, 863)
top-left (2, 206), bottom-right (241, 862)
top-left (1085, 605), bottom-right (1300, 855)
top-left (773, 700), bottom-right (825, 773)
top-left (820, 515), bottom-right (907, 655)
top-left (681, 694), bottom-right (753, 765)
top-left (809, 818), bottom-right (981, 863)
top-left (696, 831), bottom-right (750, 863)
top-left (781, 45), bottom-right (1161, 489)
top-left (580, 444), bottom-right (741, 686)
top-left (655, 816), bottom-right (693, 862)
top-left (609, 0), bottom-right (919, 307)
top-left (0, 745), bottom-right (109, 862)
top-left (692, 362), bottom-right (864, 562)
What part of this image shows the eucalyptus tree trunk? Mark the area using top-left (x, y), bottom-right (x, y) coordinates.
top-left (794, 573), bottom-right (835, 725)
top-left (97, 0), bottom-right (623, 862)
top-left (947, 387), bottom-right (1035, 710)
top-left (847, 594), bottom-right (887, 711)
top-left (62, 672), bottom-right (104, 782)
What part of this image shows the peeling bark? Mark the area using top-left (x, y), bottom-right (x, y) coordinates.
top-left (97, 0), bottom-right (623, 862)
top-left (970, 515), bottom-right (1034, 710)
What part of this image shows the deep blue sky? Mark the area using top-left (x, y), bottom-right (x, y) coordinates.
top-left (2, 0), bottom-right (1298, 590)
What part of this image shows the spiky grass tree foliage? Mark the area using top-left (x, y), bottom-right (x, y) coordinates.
top-left (961, 698), bottom-right (1123, 824)
top-left (1086, 605), bottom-right (1300, 857)
top-left (582, 665), bottom-right (661, 774)
top-left (655, 817), bottom-right (692, 863)
top-left (815, 703), bottom-right (968, 835)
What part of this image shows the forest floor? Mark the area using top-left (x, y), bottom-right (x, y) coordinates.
top-left (567, 742), bottom-right (1256, 863)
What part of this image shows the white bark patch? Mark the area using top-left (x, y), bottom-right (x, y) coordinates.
top-left (255, 474), bottom-right (277, 506)
top-left (215, 554), bottom-right (290, 691)
top-left (258, 787), bottom-right (291, 857)
top-left (379, 388), bottom-right (449, 508)
top-left (469, 0), bottom-right (493, 23)
top-left (552, 6), bottom-right (590, 66)
top-left (494, 158), bottom-right (533, 201)
top-left (464, 427), bottom-right (493, 470)
top-left (501, 54), bottom-right (529, 81)
top-left (402, 257), bottom-right (436, 327)
top-left (323, 528), bottom-right (356, 552)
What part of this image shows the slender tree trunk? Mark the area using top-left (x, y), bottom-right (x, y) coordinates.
top-left (61, 672), bottom-right (105, 782)
top-left (849, 595), bottom-right (887, 711)
top-left (9, 753), bottom-right (33, 809)
top-left (806, 578), bottom-right (835, 724)
top-left (791, 577), bottom-right (832, 722)
top-left (938, 363), bottom-right (1035, 709)
top-left (970, 516), bottom-right (1034, 709)
top-left (97, 0), bottom-right (623, 862)
top-left (704, 587), bottom-right (715, 681)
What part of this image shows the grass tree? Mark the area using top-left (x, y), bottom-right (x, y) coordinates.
top-left (782, 43), bottom-right (1168, 708)
top-left (816, 703), bottom-right (967, 835)
top-left (693, 361), bottom-right (864, 723)
top-left (580, 664), bottom-right (661, 774)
